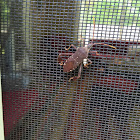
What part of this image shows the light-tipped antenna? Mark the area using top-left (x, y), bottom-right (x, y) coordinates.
top-left (91, 16), bottom-right (116, 49)
top-left (92, 16), bottom-right (95, 42)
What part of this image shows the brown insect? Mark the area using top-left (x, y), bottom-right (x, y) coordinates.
top-left (58, 16), bottom-right (116, 82)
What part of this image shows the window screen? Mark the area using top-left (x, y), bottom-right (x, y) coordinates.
top-left (1, 0), bottom-right (140, 139)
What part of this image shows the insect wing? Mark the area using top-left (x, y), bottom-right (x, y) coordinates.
top-left (63, 60), bottom-right (75, 72)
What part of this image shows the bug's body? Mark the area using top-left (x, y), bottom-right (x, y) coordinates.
top-left (58, 16), bottom-right (116, 81)
top-left (63, 47), bottom-right (89, 72)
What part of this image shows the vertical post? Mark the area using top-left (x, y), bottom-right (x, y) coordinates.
top-left (30, 0), bottom-right (80, 45)
top-left (0, 70), bottom-right (4, 140)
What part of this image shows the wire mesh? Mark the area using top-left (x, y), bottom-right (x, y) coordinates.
top-left (1, 0), bottom-right (140, 139)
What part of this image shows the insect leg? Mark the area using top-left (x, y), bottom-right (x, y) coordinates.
top-left (69, 63), bottom-right (82, 82)
top-left (89, 51), bottom-right (100, 56)
top-left (65, 44), bottom-right (77, 51)
top-left (84, 58), bottom-right (92, 68)
top-left (58, 53), bottom-right (73, 65)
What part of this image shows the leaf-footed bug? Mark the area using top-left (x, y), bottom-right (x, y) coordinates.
top-left (58, 16), bottom-right (116, 82)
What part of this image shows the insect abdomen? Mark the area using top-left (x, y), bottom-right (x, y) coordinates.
top-left (63, 47), bottom-right (88, 72)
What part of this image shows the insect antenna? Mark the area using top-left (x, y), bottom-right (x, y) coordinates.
top-left (91, 16), bottom-right (116, 49)
top-left (91, 16), bottom-right (95, 42)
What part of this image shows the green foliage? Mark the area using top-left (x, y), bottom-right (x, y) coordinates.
top-left (82, 0), bottom-right (140, 26)
top-left (1, 1), bottom-right (10, 24)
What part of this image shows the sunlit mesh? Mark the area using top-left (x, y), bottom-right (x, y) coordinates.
top-left (1, 0), bottom-right (140, 139)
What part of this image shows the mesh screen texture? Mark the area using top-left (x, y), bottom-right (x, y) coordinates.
top-left (1, 0), bottom-right (140, 139)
